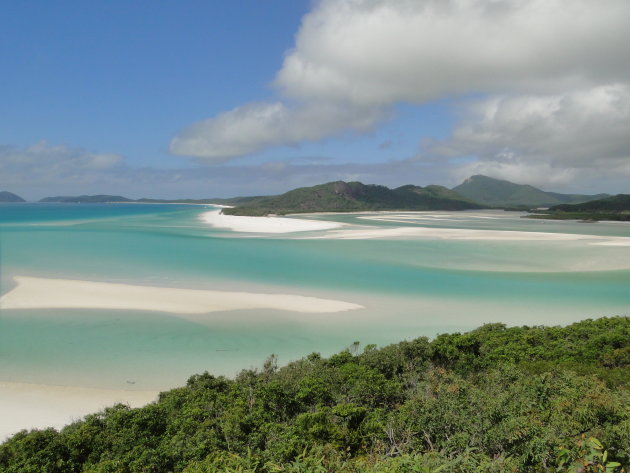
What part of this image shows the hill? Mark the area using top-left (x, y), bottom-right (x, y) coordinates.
top-left (550, 194), bottom-right (630, 213)
top-left (222, 181), bottom-right (483, 216)
top-left (452, 175), bottom-right (608, 208)
top-left (1, 316), bottom-right (628, 472)
top-left (136, 196), bottom-right (263, 205)
top-left (529, 194), bottom-right (630, 221)
top-left (0, 191), bottom-right (25, 203)
top-left (39, 195), bottom-right (133, 203)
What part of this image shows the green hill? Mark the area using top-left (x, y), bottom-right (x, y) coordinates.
top-left (222, 181), bottom-right (483, 216)
top-left (1, 316), bottom-right (628, 472)
top-left (39, 195), bottom-right (133, 203)
top-left (528, 194), bottom-right (630, 221)
top-left (550, 194), bottom-right (630, 213)
top-left (452, 175), bottom-right (607, 208)
top-left (0, 191), bottom-right (26, 202)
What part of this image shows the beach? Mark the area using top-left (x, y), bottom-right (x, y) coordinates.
top-left (0, 382), bottom-right (157, 440)
top-left (200, 209), bottom-right (342, 233)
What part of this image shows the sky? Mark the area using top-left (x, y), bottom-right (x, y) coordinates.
top-left (1, 0), bottom-right (629, 200)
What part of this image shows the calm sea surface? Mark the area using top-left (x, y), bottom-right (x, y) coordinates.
top-left (1, 203), bottom-right (629, 390)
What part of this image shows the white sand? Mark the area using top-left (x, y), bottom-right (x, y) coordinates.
top-left (0, 382), bottom-right (158, 440)
top-left (0, 276), bottom-right (363, 314)
top-left (200, 210), bottom-right (342, 233)
top-left (306, 225), bottom-right (630, 243)
top-left (590, 240), bottom-right (630, 246)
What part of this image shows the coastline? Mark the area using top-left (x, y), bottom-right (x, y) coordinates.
top-left (199, 209), bottom-right (342, 233)
top-left (198, 209), bottom-right (630, 245)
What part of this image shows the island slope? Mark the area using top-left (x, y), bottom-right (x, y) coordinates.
top-left (452, 175), bottom-right (608, 208)
top-left (222, 181), bottom-right (484, 216)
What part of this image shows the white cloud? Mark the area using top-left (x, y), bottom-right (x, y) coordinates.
top-left (425, 84), bottom-right (630, 190)
top-left (171, 0), bottom-right (630, 163)
top-left (0, 141), bottom-right (123, 178)
top-left (277, 0), bottom-right (630, 105)
top-left (170, 101), bottom-right (386, 161)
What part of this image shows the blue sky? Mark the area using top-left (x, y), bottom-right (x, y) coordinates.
top-left (2, 0), bottom-right (629, 199)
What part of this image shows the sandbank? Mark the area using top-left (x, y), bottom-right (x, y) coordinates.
top-left (0, 276), bottom-right (363, 314)
top-left (0, 382), bottom-right (157, 440)
top-left (200, 210), bottom-right (342, 233)
top-left (306, 225), bottom-right (630, 244)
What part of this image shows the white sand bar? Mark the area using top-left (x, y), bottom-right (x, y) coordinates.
top-left (0, 382), bottom-right (158, 440)
top-left (0, 276), bottom-right (363, 314)
top-left (200, 210), bottom-right (342, 233)
top-left (308, 226), bottom-right (630, 243)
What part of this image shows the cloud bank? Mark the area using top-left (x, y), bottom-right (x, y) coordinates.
top-left (0, 141), bottom-right (446, 200)
top-left (427, 84), bottom-right (630, 189)
top-left (171, 0), bottom-right (630, 179)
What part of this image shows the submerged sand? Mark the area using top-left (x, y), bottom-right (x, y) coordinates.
top-left (0, 276), bottom-right (363, 314)
top-left (0, 382), bottom-right (157, 440)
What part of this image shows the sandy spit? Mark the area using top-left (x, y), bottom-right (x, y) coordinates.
top-left (0, 276), bottom-right (364, 314)
top-left (200, 210), bottom-right (342, 233)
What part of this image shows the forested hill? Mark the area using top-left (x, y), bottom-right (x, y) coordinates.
top-left (222, 181), bottom-right (483, 216)
top-left (2, 316), bottom-right (628, 473)
top-left (530, 194), bottom-right (630, 221)
top-left (452, 175), bottom-right (608, 208)
top-left (0, 191), bottom-right (25, 203)
top-left (550, 194), bottom-right (630, 213)
top-left (39, 195), bottom-right (133, 203)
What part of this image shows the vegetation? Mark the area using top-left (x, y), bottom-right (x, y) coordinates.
top-left (39, 195), bottom-right (134, 203)
top-left (452, 175), bottom-right (607, 208)
top-left (0, 191), bottom-right (25, 203)
top-left (529, 195), bottom-right (630, 222)
top-left (222, 181), bottom-right (483, 216)
top-left (1, 316), bottom-right (628, 472)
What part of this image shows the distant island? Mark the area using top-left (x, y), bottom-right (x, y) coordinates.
top-left (452, 174), bottom-right (608, 208)
top-left (39, 195), bottom-right (134, 203)
top-left (30, 175), bottom-right (625, 221)
top-left (0, 191), bottom-right (26, 203)
top-left (529, 194), bottom-right (630, 221)
top-left (221, 181), bottom-right (484, 216)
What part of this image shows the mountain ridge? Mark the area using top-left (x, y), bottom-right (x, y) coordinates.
top-left (221, 180), bottom-right (484, 216)
top-left (452, 175), bottom-right (608, 208)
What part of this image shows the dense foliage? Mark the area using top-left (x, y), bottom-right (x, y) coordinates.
top-left (1, 317), bottom-right (629, 473)
top-left (38, 195), bottom-right (133, 203)
top-left (550, 195), bottom-right (630, 213)
top-left (222, 180), bottom-right (482, 216)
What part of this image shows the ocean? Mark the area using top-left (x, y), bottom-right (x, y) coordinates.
top-left (1, 203), bottom-right (629, 392)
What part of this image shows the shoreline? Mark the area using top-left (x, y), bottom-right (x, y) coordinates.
top-left (0, 381), bottom-right (158, 441)
top-left (199, 209), bottom-right (343, 233)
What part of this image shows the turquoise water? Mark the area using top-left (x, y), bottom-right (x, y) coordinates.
top-left (1, 204), bottom-right (629, 390)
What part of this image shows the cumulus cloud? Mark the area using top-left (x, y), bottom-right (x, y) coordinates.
top-left (171, 0), bottom-right (630, 162)
top-left (424, 84), bottom-right (630, 190)
top-left (170, 101), bottom-right (386, 161)
top-left (277, 0), bottom-right (630, 105)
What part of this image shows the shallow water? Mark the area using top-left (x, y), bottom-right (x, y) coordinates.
top-left (1, 204), bottom-right (629, 390)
